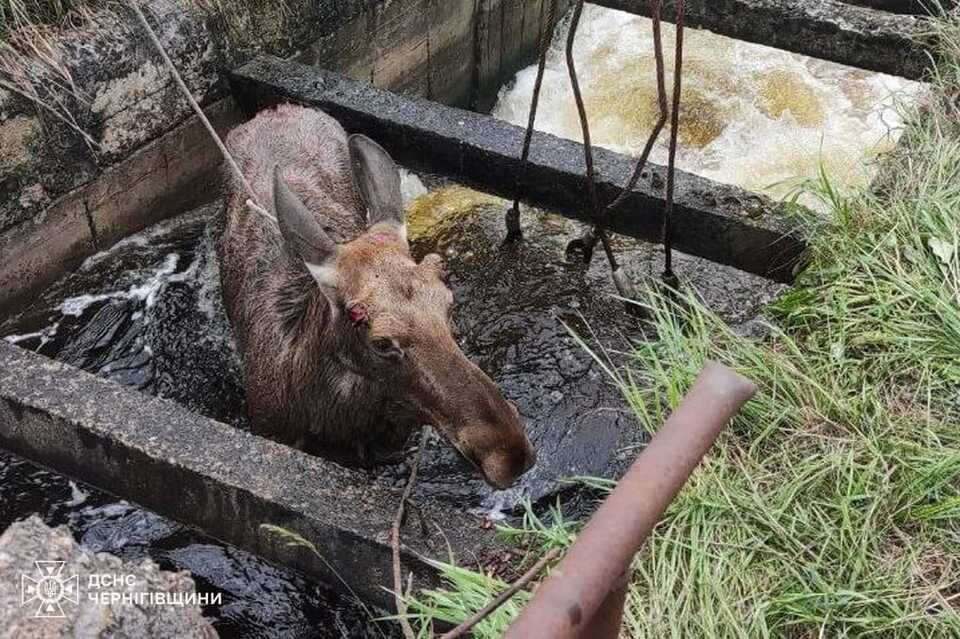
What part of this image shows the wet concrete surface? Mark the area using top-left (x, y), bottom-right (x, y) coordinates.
top-left (592, 0), bottom-right (931, 80)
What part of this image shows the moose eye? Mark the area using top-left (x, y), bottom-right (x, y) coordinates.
top-left (371, 337), bottom-right (400, 358)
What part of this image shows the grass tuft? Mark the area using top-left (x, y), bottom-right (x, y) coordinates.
top-left (410, 7), bottom-right (960, 639)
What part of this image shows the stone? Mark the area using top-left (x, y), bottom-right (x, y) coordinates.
top-left (0, 516), bottom-right (215, 638)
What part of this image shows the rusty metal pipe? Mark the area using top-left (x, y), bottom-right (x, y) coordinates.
top-left (503, 361), bottom-right (757, 639)
top-left (578, 574), bottom-right (628, 639)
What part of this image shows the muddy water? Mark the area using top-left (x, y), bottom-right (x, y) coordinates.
top-left (493, 5), bottom-right (923, 204)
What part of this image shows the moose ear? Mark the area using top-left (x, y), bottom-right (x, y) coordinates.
top-left (348, 134), bottom-right (405, 231)
top-left (273, 165), bottom-right (339, 288)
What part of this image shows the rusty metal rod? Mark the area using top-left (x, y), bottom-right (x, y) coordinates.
top-left (506, 0), bottom-right (560, 242)
top-left (502, 361), bottom-right (757, 639)
top-left (599, 0), bottom-right (668, 222)
top-left (663, 0), bottom-right (685, 281)
top-left (564, 0), bottom-right (619, 275)
top-left (576, 573), bottom-right (628, 639)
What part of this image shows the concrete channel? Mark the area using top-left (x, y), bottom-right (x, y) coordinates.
top-left (230, 56), bottom-right (807, 282)
top-left (0, 0), bottom-right (930, 622)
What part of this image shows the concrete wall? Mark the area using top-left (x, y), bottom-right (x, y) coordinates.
top-left (0, 0), bottom-right (557, 312)
top-left (308, 0), bottom-right (571, 111)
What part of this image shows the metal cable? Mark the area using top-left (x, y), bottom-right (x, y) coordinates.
top-left (505, 0), bottom-right (560, 242)
top-left (564, 0), bottom-right (620, 275)
top-left (568, 0), bottom-right (668, 265)
top-left (562, 0), bottom-right (684, 297)
top-left (663, 0), bottom-right (685, 282)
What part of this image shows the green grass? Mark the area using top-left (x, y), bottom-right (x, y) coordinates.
top-left (408, 9), bottom-right (960, 639)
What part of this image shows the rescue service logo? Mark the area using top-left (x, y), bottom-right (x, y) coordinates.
top-left (20, 561), bottom-right (79, 618)
top-left (18, 562), bottom-right (222, 621)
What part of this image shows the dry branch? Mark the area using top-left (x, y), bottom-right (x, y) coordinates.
top-left (392, 429), bottom-right (429, 639)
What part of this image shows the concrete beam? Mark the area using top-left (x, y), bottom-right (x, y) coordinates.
top-left (0, 341), bottom-right (501, 610)
top-left (231, 56), bottom-right (805, 283)
top-left (590, 0), bottom-right (931, 80)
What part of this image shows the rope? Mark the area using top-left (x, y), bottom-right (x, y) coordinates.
top-left (127, 0), bottom-right (276, 224)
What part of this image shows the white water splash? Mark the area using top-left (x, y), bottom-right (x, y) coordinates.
top-left (400, 168), bottom-right (428, 208)
top-left (3, 322), bottom-right (60, 347)
top-left (65, 480), bottom-right (88, 507)
top-left (59, 252), bottom-right (183, 316)
top-left (493, 5), bottom-right (924, 203)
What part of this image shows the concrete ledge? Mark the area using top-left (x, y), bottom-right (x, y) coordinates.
top-left (0, 341), bottom-right (500, 610)
top-left (230, 56), bottom-right (806, 282)
top-left (591, 0), bottom-right (932, 80)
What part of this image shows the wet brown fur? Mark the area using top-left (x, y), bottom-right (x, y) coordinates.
top-left (217, 104), bottom-right (535, 486)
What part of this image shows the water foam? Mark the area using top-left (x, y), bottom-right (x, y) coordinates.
top-left (492, 5), bottom-right (923, 204)
top-left (59, 252), bottom-right (185, 317)
top-left (399, 168), bottom-right (429, 208)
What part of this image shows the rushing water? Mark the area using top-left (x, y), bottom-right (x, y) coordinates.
top-left (493, 5), bottom-right (923, 204)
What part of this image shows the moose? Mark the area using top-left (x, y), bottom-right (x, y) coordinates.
top-left (217, 103), bottom-right (536, 489)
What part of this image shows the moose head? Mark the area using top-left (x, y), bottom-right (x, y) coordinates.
top-left (271, 134), bottom-right (536, 489)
